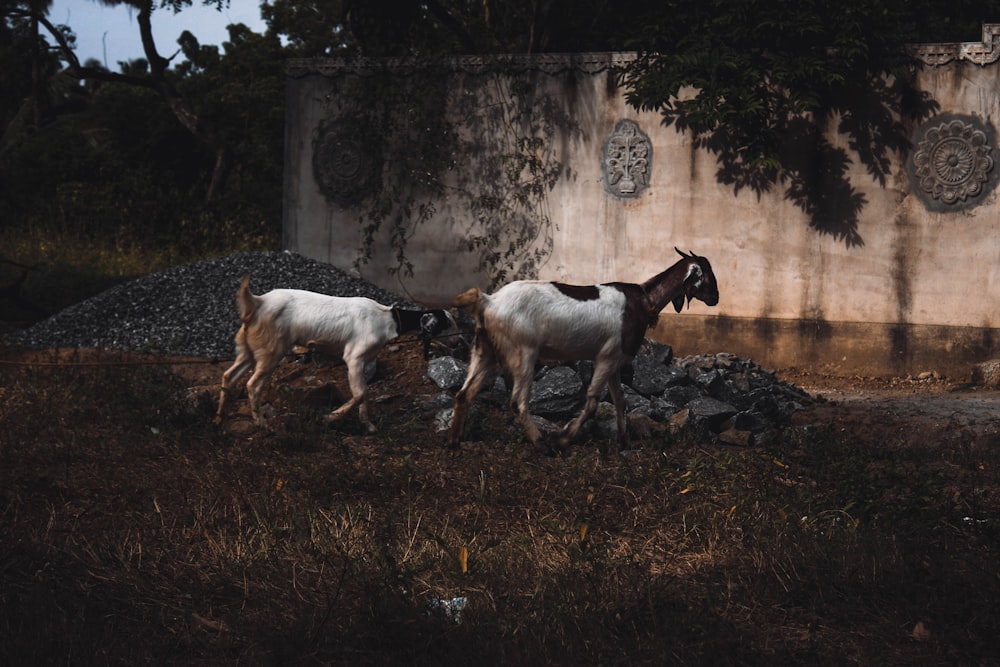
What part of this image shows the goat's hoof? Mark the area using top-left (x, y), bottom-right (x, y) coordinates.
top-left (538, 441), bottom-right (565, 458)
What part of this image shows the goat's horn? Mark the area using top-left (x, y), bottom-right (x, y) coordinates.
top-left (675, 247), bottom-right (690, 258)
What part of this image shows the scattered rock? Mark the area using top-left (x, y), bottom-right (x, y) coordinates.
top-left (529, 366), bottom-right (584, 415)
top-left (426, 356), bottom-right (469, 390)
top-left (626, 413), bottom-right (668, 440)
top-left (971, 359), bottom-right (1000, 388)
top-left (717, 428), bottom-right (754, 447)
top-left (668, 408), bottom-right (691, 433)
top-left (687, 396), bottom-right (738, 429)
top-left (416, 391), bottom-right (454, 412)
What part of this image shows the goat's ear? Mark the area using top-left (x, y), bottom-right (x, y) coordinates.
top-left (684, 262), bottom-right (704, 285)
top-left (672, 294), bottom-right (685, 313)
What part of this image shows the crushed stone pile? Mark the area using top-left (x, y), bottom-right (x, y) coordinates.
top-left (425, 341), bottom-right (812, 446)
top-left (3, 251), bottom-right (414, 358)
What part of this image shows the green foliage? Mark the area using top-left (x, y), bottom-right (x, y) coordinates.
top-left (618, 0), bottom-right (1000, 245)
top-left (344, 66), bottom-right (454, 279)
top-left (1, 5), bottom-right (284, 321)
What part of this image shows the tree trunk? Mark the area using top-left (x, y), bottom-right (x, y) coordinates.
top-left (34, 2), bottom-right (230, 203)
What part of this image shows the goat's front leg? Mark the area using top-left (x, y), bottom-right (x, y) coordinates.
top-left (559, 362), bottom-right (619, 447)
top-left (324, 354), bottom-right (375, 433)
top-left (604, 375), bottom-right (630, 451)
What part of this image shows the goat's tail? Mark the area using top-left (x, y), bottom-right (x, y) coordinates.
top-left (235, 273), bottom-right (262, 324)
top-left (452, 287), bottom-right (483, 314)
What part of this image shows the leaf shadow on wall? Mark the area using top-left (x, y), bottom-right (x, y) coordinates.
top-left (779, 119), bottom-right (868, 248)
top-left (673, 77), bottom-right (940, 248)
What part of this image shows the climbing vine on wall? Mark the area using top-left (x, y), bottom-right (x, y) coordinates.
top-left (455, 73), bottom-right (561, 287)
top-left (330, 61), bottom-right (562, 289)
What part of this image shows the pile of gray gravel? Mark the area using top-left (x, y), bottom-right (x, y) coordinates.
top-left (3, 251), bottom-right (414, 358)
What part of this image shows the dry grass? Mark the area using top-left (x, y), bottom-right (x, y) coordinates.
top-left (1, 347), bottom-right (998, 665)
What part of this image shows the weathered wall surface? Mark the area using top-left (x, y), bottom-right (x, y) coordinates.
top-left (284, 27), bottom-right (1000, 377)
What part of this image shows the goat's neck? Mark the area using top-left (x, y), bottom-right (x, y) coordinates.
top-left (390, 307), bottom-right (425, 335)
top-left (641, 259), bottom-right (689, 314)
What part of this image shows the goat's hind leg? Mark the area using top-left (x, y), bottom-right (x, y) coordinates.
top-left (244, 351), bottom-right (283, 425)
top-left (507, 352), bottom-right (548, 454)
top-left (448, 342), bottom-right (498, 449)
top-left (215, 349), bottom-right (254, 423)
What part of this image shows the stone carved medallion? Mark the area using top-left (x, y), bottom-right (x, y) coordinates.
top-left (603, 120), bottom-right (651, 198)
top-left (312, 118), bottom-right (381, 207)
top-left (909, 115), bottom-right (996, 211)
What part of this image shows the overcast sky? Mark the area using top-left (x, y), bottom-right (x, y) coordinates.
top-left (47, 0), bottom-right (267, 68)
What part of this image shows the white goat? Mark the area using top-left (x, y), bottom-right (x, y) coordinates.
top-left (215, 274), bottom-right (455, 432)
top-left (448, 249), bottom-right (719, 453)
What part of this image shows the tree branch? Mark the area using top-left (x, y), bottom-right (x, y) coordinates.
top-left (28, 2), bottom-right (232, 203)
top-left (30, 11), bottom-right (157, 88)
top-left (423, 0), bottom-right (480, 54)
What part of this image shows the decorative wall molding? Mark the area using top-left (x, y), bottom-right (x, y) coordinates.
top-left (909, 23), bottom-right (1000, 66)
top-left (287, 52), bottom-right (637, 79)
top-left (290, 24), bottom-right (1000, 76)
top-left (603, 120), bottom-right (651, 198)
top-left (908, 114), bottom-right (997, 212)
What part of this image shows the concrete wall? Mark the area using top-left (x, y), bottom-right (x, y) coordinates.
top-left (284, 26), bottom-right (1000, 378)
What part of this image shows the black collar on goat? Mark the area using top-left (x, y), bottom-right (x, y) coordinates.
top-left (391, 305), bottom-right (456, 359)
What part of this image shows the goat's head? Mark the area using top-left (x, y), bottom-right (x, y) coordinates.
top-left (419, 309), bottom-right (456, 339)
top-left (418, 308), bottom-right (461, 359)
top-left (672, 248), bottom-right (720, 312)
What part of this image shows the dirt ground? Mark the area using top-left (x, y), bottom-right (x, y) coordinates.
top-left (5, 342), bottom-right (1000, 663)
top-left (780, 367), bottom-right (1000, 450)
top-left (8, 342), bottom-right (1000, 450)
top-left (208, 347), bottom-right (1000, 450)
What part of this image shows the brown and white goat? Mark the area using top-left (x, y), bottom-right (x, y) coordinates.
top-left (448, 248), bottom-right (719, 453)
top-left (215, 274), bottom-right (455, 432)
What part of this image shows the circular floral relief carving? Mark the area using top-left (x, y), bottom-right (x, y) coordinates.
top-left (910, 115), bottom-right (996, 211)
top-left (312, 118), bottom-right (381, 207)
